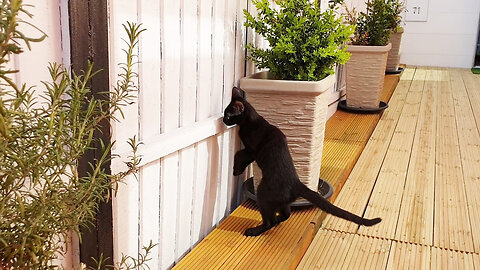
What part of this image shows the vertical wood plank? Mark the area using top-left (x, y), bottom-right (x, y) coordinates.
top-left (223, 0), bottom-right (241, 213)
top-left (191, 0), bottom-right (215, 247)
top-left (175, 0), bottom-right (198, 262)
top-left (192, 141), bottom-right (209, 244)
top-left (245, 0), bottom-right (257, 76)
top-left (69, 0), bottom-right (113, 265)
top-left (201, 136), bottom-right (220, 234)
top-left (160, 153), bottom-right (179, 269)
top-left (211, 0), bottom-right (227, 226)
top-left (196, 0), bottom-right (213, 121)
top-left (138, 163), bottom-right (160, 268)
top-left (211, 0), bottom-right (226, 116)
top-left (180, 0), bottom-right (198, 127)
top-left (109, 0), bottom-right (139, 263)
top-left (234, 0), bottom-right (247, 85)
top-left (176, 146), bottom-right (195, 261)
top-left (138, 0), bottom-right (162, 267)
top-left (213, 134), bottom-right (224, 225)
top-left (159, 0), bottom-right (181, 268)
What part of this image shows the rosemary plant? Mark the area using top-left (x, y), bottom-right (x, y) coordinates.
top-left (0, 1), bottom-right (144, 268)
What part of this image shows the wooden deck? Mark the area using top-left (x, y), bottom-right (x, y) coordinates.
top-left (173, 73), bottom-right (400, 269)
top-left (298, 67), bottom-right (480, 269)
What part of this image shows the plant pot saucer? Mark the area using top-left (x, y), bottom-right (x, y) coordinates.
top-left (385, 66), bottom-right (404, 75)
top-left (338, 100), bottom-right (388, 114)
top-left (242, 177), bottom-right (334, 208)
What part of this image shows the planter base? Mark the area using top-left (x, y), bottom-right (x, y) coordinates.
top-left (242, 177), bottom-right (333, 208)
top-left (386, 66), bottom-right (404, 75)
top-left (338, 100), bottom-right (388, 114)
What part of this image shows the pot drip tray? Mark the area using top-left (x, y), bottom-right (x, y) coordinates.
top-left (242, 177), bottom-right (333, 208)
top-left (338, 100), bottom-right (388, 114)
top-left (385, 66), bottom-right (404, 75)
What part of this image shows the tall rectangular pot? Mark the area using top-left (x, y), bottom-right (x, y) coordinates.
top-left (239, 72), bottom-right (335, 191)
top-left (345, 43), bottom-right (392, 109)
top-left (386, 30), bottom-right (404, 72)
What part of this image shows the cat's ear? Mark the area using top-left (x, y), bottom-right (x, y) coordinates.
top-left (232, 87), bottom-right (246, 100)
top-left (234, 101), bottom-right (244, 113)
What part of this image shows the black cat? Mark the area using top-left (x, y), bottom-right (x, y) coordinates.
top-left (223, 87), bottom-right (381, 236)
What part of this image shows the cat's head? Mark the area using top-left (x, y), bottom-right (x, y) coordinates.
top-left (223, 87), bottom-right (247, 126)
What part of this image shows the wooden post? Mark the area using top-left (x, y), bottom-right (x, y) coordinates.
top-left (68, 0), bottom-right (112, 266)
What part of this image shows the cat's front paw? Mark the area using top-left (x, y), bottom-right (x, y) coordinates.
top-left (233, 166), bottom-right (243, 176)
top-left (244, 227), bottom-right (261, 237)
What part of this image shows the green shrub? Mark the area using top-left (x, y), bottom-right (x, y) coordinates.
top-left (0, 1), bottom-right (144, 268)
top-left (244, 0), bottom-right (354, 81)
top-left (386, 0), bottom-right (406, 32)
top-left (344, 0), bottom-right (393, 46)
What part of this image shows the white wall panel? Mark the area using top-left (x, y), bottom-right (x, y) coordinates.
top-left (109, 0), bottom-right (246, 268)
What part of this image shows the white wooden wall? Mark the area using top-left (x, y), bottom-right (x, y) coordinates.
top-left (109, 0), bottom-right (251, 268)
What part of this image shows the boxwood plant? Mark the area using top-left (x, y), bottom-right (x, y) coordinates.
top-left (344, 0), bottom-right (394, 46)
top-left (244, 0), bottom-right (354, 81)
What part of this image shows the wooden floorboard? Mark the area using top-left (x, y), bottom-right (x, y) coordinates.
top-left (297, 229), bottom-right (391, 270)
top-left (359, 67), bottom-right (424, 239)
top-left (394, 68), bottom-right (436, 246)
top-left (299, 67), bottom-right (480, 269)
top-left (173, 73), bottom-right (401, 269)
top-left (454, 69), bottom-right (480, 253)
top-left (434, 68), bottom-right (473, 252)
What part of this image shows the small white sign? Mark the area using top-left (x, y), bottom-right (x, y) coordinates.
top-left (405, 0), bottom-right (429, 22)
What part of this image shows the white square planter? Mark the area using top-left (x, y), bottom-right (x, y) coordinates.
top-left (239, 72), bottom-right (335, 191)
top-left (345, 43), bottom-right (392, 109)
top-left (386, 30), bottom-right (404, 72)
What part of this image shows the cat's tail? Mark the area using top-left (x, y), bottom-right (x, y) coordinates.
top-left (296, 182), bottom-right (381, 226)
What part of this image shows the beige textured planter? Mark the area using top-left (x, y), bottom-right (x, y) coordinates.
top-left (386, 29), bottom-right (404, 72)
top-left (239, 72), bottom-right (335, 191)
top-left (345, 43), bottom-right (392, 109)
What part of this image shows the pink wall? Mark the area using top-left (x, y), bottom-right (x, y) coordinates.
top-left (13, 0), bottom-right (66, 89)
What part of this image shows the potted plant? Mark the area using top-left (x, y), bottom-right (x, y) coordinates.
top-left (385, 0), bottom-right (406, 74)
top-left (240, 0), bottom-right (353, 192)
top-left (340, 0), bottom-right (392, 112)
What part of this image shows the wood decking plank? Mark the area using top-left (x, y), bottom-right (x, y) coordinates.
top-left (453, 69), bottom-right (480, 253)
top-left (434, 68), bottom-right (474, 252)
top-left (394, 68), bottom-right (436, 246)
top-left (298, 230), bottom-right (390, 270)
top-left (462, 70), bottom-right (480, 130)
top-left (386, 242), bottom-right (431, 270)
top-left (359, 68), bottom-right (424, 239)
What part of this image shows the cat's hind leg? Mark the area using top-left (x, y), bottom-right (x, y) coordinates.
top-left (233, 148), bottom-right (254, 176)
top-left (275, 204), bottom-right (291, 224)
top-left (244, 205), bottom-right (276, 237)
